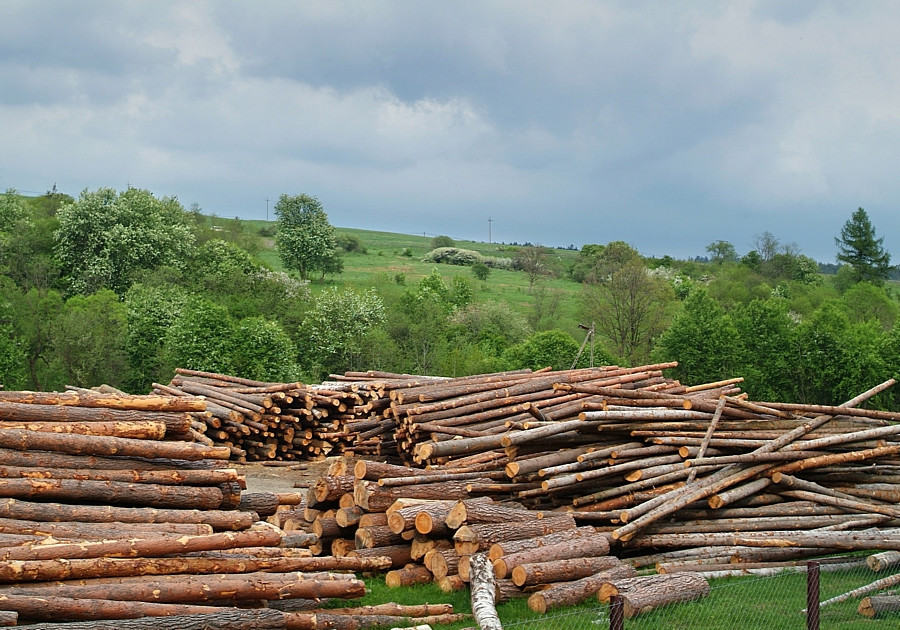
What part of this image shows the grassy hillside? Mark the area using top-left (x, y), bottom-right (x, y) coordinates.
top-left (257, 224), bottom-right (587, 339)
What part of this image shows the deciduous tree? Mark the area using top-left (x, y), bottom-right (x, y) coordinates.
top-left (300, 287), bottom-right (385, 378)
top-left (274, 194), bottom-right (336, 281)
top-left (53, 290), bottom-right (128, 388)
top-left (514, 245), bottom-right (550, 292)
top-left (583, 258), bottom-right (674, 365)
top-left (653, 288), bottom-right (740, 385)
top-left (54, 188), bottom-right (195, 295)
top-left (705, 240), bottom-right (738, 264)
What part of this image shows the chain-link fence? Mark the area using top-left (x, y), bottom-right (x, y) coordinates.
top-left (498, 561), bottom-right (900, 629)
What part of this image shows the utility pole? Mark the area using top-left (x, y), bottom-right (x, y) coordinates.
top-left (488, 217), bottom-right (492, 244)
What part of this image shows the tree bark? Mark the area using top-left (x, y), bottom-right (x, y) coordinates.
top-left (469, 553), bottom-right (503, 630)
top-left (444, 499), bottom-right (536, 530)
top-left (0, 594), bottom-right (240, 622)
top-left (384, 563), bottom-right (433, 587)
top-left (859, 595), bottom-right (900, 618)
top-left (0, 391), bottom-right (206, 412)
top-left (494, 534), bottom-right (611, 579)
top-left (867, 550), bottom-right (900, 572)
top-left (512, 555), bottom-right (621, 587)
top-left (617, 573), bottom-right (710, 617)
top-left (0, 517), bottom-right (211, 540)
top-left (347, 545), bottom-right (412, 569)
top-left (0, 420), bottom-right (171, 440)
top-left (5, 571), bottom-right (366, 604)
top-left (0, 465), bottom-right (239, 486)
top-left (0, 499), bottom-right (255, 531)
top-left (488, 526), bottom-right (601, 561)
top-left (424, 548), bottom-right (459, 581)
top-left (354, 525), bottom-right (406, 549)
top-left (0, 553), bottom-right (391, 584)
top-left (0, 528), bottom-right (282, 562)
top-left (453, 516), bottom-right (576, 555)
top-left (526, 564), bottom-right (637, 613)
top-left (0, 477), bottom-right (226, 510)
top-left (0, 428), bottom-right (230, 461)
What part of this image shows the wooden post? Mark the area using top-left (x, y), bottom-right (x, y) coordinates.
top-left (807, 561), bottom-right (819, 630)
top-left (609, 594), bottom-right (624, 630)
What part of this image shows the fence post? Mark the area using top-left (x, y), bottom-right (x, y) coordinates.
top-left (610, 594), bottom-right (624, 630)
top-left (807, 560), bottom-right (820, 630)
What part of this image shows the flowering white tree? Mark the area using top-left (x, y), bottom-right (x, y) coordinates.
top-left (54, 187), bottom-right (194, 295)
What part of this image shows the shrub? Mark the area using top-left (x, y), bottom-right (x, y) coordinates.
top-left (336, 233), bottom-right (367, 254)
top-left (431, 235), bottom-right (456, 249)
top-left (423, 247), bottom-right (513, 270)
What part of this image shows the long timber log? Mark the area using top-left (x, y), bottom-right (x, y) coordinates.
top-left (0, 528), bottom-right (282, 562)
top-left (0, 552), bottom-right (393, 584)
top-left (3, 571), bottom-right (366, 604)
top-left (0, 428), bottom-right (230, 461)
top-left (18, 609), bottom-right (285, 629)
top-left (0, 499), bottom-right (255, 530)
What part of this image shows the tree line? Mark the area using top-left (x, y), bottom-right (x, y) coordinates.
top-left (0, 186), bottom-right (897, 411)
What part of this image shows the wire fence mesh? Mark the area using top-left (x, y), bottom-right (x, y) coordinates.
top-left (498, 560), bottom-right (900, 629)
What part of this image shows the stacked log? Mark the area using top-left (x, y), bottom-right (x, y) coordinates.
top-left (265, 370), bottom-right (900, 618)
top-left (0, 392), bottom-right (444, 627)
top-left (15, 367), bottom-right (900, 621)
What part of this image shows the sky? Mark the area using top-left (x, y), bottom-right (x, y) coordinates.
top-left (2, 1), bottom-right (900, 262)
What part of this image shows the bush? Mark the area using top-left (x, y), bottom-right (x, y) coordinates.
top-left (503, 329), bottom-right (603, 371)
top-left (472, 261), bottom-right (490, 281)
top-left (423, 247), bottom-right (512, 270)
top-left (336, 233), bottom-right (367, 254)
top-left (431, 235), bottom-right (456, 249)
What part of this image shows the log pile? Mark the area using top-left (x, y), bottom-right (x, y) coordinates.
top-left (280, 370), bottom-right (900, 620)
top-left (0, 391), bottom-right (468, 627)
top-left (10, 364), bottom-right (900, 622)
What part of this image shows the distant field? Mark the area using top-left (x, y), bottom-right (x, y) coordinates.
top-left (245, 221), bottom-right (586, 337)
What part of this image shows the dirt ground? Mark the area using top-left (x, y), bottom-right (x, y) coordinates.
top-left (236, 460), bottom-right (332, 495)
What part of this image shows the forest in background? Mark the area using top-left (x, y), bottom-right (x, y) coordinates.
top-left (1, 186), bottom-right (898, 411)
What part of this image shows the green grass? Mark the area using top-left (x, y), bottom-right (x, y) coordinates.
top-left (343, 569), bottom-right (900, 630)
top-left (253, 224), bottom-right (587, 337)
